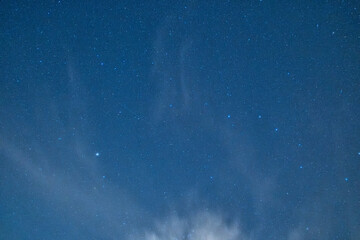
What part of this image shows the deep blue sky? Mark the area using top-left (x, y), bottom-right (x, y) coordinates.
top-left (1, 1), bottom-right (359, 239)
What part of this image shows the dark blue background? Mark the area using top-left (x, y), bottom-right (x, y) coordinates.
top-left (1, 1), bottom-right (359, 239)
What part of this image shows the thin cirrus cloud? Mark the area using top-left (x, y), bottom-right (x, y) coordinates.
top-left (0, 62), bottom-right (144, 239)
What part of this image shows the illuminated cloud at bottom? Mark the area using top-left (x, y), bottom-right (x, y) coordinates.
top-left (140, 211), bottom-right (247, 240)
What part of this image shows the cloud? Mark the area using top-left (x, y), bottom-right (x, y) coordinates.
top-left (0, 60), bottom-right (145, 239)
top-left (149, 16), bottom-right (203, 125)
top-left (140, 211), bottom-right (248, 240)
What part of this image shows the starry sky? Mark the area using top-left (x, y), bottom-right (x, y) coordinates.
top-left (1, 1), bottom-right (360, 239)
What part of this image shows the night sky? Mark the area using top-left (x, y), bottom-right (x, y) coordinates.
top-left (1, 1), bottom-right (360, 239)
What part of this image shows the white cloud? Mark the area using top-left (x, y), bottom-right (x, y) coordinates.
top-left (142, 211), bottom-right (247, 240)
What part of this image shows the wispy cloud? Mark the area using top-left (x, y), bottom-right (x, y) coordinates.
top-left (0, 61), bottom-right (144, 239)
